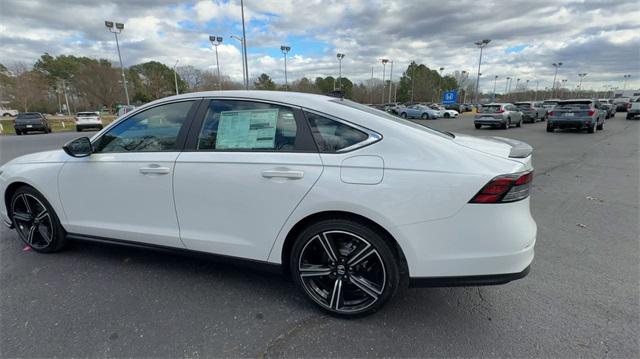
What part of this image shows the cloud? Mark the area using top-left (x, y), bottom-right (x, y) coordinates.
top-left (0, 0), bottom-right (638, 92)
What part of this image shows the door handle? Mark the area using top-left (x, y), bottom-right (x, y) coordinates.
top-left (139, 165), bottom-right (171, 175)
top-left (261, 170), bottom-right (304, 179)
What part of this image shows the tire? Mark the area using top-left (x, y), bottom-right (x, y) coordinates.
top-left (587, 124), bottom-right (596, 134)
top-left (503, 119), bottom-right (510, 129)
top-left (290, 219), bottom-right (401, 317)
top-left (541, 115), bottom-right (547, 122)
top-left (546, 126), bottom-right (554, 133)
top-left (516, 120), bottom-right (522, 128)
top-left (444, 113), bottom-right (450, 118)
top-left (15, 130), bottom-right (22, 136)
top-left (9, 186), bottom-right (67, 253)
top-left (76, 126), bottom-right (82, 132)
top-left (421, 113), bottom-right (429, 120)
top-left (475, 124), bottom-right (482, 129)
top-left (400, 112), bottom-right (407, 119)
top-left (597, 121), bottom-right (603, 130)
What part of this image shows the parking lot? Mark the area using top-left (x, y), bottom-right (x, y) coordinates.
top-left (0, 112), bottom-right (638, 357)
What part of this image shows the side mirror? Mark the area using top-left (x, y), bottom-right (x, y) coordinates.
top-left (63, 137), bottom-right (93, 157)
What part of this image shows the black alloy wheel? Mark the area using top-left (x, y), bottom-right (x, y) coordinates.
top-left (10, 187), bottom-right (66, 252)
top-left (291, 220), bottom-right (400, 316)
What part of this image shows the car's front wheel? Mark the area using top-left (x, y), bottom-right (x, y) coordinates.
top-left (10, 186), bottom-right (67, 253)
top-left (290, 219), bottom-right (401, 317)
top-left (421, 113), bottom-right (429, 120)
top-left (475, 124), bottom-right (482, 129)
top-left (400, 113), bottom-right (407, 119)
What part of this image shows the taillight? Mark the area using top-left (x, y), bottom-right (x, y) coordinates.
top-left (587, 110), bottom-right (595, 116)
top-left (497, 109), bottom-right (505, 113)
top-left (74, 117), bottom-right (79, 122)
top-left (469, 171), bottom-right (533, 204)
top-left (628, 103), bottom-right (632, 110)
top-left (548, 111), bottom-right (554, 116)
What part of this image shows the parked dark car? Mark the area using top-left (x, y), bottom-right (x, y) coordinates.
top-left (515, 102), bottom-right (547, 123)
top-left (546, 99), bottom-right (606, 133)
top-left (598, 100), bottom-right (616, 119)
top-left (14, 112), bottom-right (51, 135)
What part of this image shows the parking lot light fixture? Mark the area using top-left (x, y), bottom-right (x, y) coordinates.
top-left (577, 73), bottom-right (588, 97)
top-left (552, 62), bottom-right (563, 96)
top-left (623, 74), bottom-right (632, 90)
top-left (381, 59), bottom-right (389, 104)
top-left (492, 75), bottom-right (498, 101)
top-left (240, 0), bottom-right (249, 90)
top-left (388, 60), bottom-right (394, 103)
top-left (474, 39), bottom-right (491, 105)
top-left (209, 35), bottom-right (223, 90)
top-left (280, 45), bottom-right (291, 91)
top-left (336, 53), bottom-right (345, 90)
top-left (230, 35), bottom-right (247, 87)
top-left (105, 20), bottom-right (130, 106)
top-left (505, 76), bottom-right (511, 94)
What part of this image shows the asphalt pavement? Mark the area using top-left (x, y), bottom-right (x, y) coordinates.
top-left (0, 113), bottom-right (638, 357)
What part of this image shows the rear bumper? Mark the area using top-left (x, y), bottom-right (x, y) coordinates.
top-left (474, 118), bottom-right (505, 125)
top-left (14, 124), bottom-right (48, 131)
top-left (627, 110), bottom-right (640, 118)
top-left (76, 122), bottom-right (103, 129)
top-left (548, 118), bottom-right (594, 128)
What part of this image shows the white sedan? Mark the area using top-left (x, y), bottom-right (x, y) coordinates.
top-left (431, 104), bottom-right (459, 118)
top-left (0, 91), bottom-right (536, 316)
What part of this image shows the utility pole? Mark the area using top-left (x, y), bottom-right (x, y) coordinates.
top-left (388, 60), bottom-right (394, 103)
top-left (240, 0), bottom-right (249, 89)
top-left (438, 67), bottom-right (444, 103)
top-left (369, 66), bottom-right (374, 104)
top-left (230, 35), bottom-right (246, 87)
top-left (411, 63), bottom-right (416, 103)
top-left (381, 59), bottom-right (389, 104)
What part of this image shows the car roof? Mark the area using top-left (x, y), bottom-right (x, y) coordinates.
top-left (559, 99), bottom-right (594, 103)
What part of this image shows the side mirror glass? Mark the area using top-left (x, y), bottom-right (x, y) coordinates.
top-left (63, 137), bottom-right (92, 157)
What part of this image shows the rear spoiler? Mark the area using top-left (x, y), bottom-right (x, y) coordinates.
top-left (486, 136), bottom-right (534, 158)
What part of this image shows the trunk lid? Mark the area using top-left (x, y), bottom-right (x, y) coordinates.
top-left (452, 133), bottom-right (533, 165)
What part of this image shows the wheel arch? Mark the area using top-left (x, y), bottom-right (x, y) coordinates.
top-left (280, 210), bottom-right (409, 280)
top-left (4, 181), bottom-right (32, 215)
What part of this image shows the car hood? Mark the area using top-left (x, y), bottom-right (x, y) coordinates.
top-left (5, 150), bottom-right (68, 165)
top-left (452, 133), bottom-right (533, 162)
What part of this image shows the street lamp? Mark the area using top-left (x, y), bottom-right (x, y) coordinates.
top-left (552, 62), bottom-right (563, 97)
top-left (577, 73), bottom-right (588, 97)
top-left (230, 35), bottom-right (246, 88)
top-left (493, 75), bottom-right (498, 101)
top-left (505, 76), bottom-right (511, 94)
top-left (280, 45), bottom-right (291, 90)
top-left (172, 60), bottom-right (179, 95)
top-left (209, 35), bottom-right (223, 90)
top-left (437, 67), bottom-right (445, 102)
top-left (474, 39), bottom-right (491, 105)
top-left (388, 60), bottom-right (394, 103)
top-left (336, 53), bottom-right (345, 91)
top-left (240, 0), bottom-right (249, 90)
top-left (561, 79), bottom-right (568, 99)
top-left (623, 74), bottom-right (632, 90)
top-left (105, 20), bottom-right (130, 106)
top-left (381, 59), bottom-right (389, 104)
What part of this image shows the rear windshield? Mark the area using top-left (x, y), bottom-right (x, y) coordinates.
top-left (479, 105), bottom-right (502, 113)
top-left (556, 102), bottom-right (592, 109)
top-left (77, 112), bottom-right (98, 116)
top-left (16, 113), bottom-right (41, 119)
top-left (543, 101), bottom-right (558, 105)
top-left (515, 103), bottom-right (531, 109)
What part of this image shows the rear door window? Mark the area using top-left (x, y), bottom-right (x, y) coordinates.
top-left (304, 111), bottom-right (369, 153)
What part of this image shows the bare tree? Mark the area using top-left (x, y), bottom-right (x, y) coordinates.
top-left (73, 62), bottom-right (122, 110)
top-left (176, 65), bottom-right (205, 91)
top-left (11, 63), bottom-right (49, 112)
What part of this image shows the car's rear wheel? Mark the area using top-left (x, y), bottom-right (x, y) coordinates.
top-left (444, 113), bottom-right (450, 118)
top-left (546, 125), bottom-right (554, 132)
top-left (10, 186), bottom-right (67, 253)
top-left (400, 112), bottom-right (407, 119)
top-left (421, 113), bottom-right (429, 120)
top-left (15, 130), bottom-right (22, 136)
top-left (597, 121), bottom-right (603, 130)
top-left (587, 124), bottom-right (596, 133)
top-left (475, 124), bottom-right (482, 129)
top-left (290, 219), bottom-right (401, 317)
top-left (503, 119), bottom-right (510, 129)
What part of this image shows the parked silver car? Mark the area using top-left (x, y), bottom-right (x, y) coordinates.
top-left (546, 99), bottom-right (606, 133)
top-left (474, 103), bottom-right (523, 129)
top-left (397, 104), bottom-right (441, 119)
top-left (515, 102), bottom-right (547, 123)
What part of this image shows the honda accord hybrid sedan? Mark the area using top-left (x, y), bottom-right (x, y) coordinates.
top-left (0, 91), bottom-right (536, 316)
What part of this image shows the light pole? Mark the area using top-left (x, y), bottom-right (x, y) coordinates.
top-left (381, 59), bottom-right (389, 104)
top-left (507, 77), bottom-right (513, 94)
top-left (410, 63), bottom-right (416, 103)
top-left (458, 70), bottom-right (468, 104)
top-left (437, 67), bottom-right (444, 102)
top-left (172, 60), bottom-right (180, 95)
top-left (388, 60), bottom-right (394, 103)
top-left (505, 76), bottom-right (511, 94)
top-left (474, 39), bottom-right (491, 105)
top-left (552, 62), bottom-right (563, 97)
top-left (623, 74), bottom-right (632, 90)
top-left (105, 21), bottom-right (130, 106)
top-left (492, 75), bottom-right (498, 101)
top-left (240, 0), bottom-right (249, 89)
top-left (534, 79), bottom-right (539, 101)
top-left (577, 73), bottom-right (587, 97)
top-left (230, 35), bottom-right (246, 88)
top-left (370, 66), bottom-right (374, 104)
top-left (280, 45), bottom-right (291, 90)
top-left (336, 53), bottom-right (345, 91)
top-left (561, 79), bottom-right (568, 99)
top-left (209, 35), bottom-right (223, 90)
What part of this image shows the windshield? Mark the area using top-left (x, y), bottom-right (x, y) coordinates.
top-left (479, 105), bottom-right (502, 113)
top-left (330, 99), bottom-right (454, 138)
top-left (556, 102), bottom-right (592, 109)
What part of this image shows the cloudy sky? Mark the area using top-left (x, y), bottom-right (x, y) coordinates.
top-left (1, 0), bottom-right (639, 92)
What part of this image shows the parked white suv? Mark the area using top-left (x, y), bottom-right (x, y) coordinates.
top-left (75, 112), bottom-right (103, 132)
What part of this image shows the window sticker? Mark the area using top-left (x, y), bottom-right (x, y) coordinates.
top-left (216, 109), bottom-right (279, 149)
